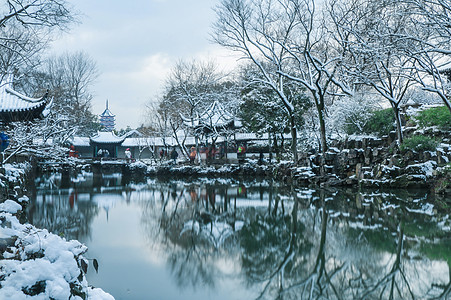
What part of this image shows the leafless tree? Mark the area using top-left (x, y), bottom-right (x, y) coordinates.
top-left (0, 0), bottom-right (73, 28)
top-left (18, 51), bottom-right (100, 135)
top-left (280, 0), bottom-right (353, 155)
top-left (330, 0), bottom-right (420, 145)
top-left (400, 0), bottom-right (451, 113)
top-left (0, 0), bottom-right (74, 78)
top-left (156, 59), bottom-right (239, 158)
top-left (166, 59), bottom-right (223, 116)
top-left (213, 0), bottom-right (304, 162)
top-left (46, 51), bottom-right (98, 130)
top-left (0, 26), bottom-right (45, 80)
top-left (145, 99), bottom-right (174, 156)
top-left (214, 0), bottom-right (352, 159)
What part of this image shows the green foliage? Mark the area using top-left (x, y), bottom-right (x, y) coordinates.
top-left (415, 106), bottom-right (451, 130)
top-left (345, 108), bottom-right (395, 136)
top-left (403, 219), bottom-right (443, 238)
top-left (400, 135), bottom-right (440, 152)
top-left (365, 108), bottom-right (396, 136)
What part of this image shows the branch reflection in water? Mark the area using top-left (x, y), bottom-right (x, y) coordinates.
top-left (28, 173), bottom-right (450, 299)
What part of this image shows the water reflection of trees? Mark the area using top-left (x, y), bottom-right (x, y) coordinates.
top-left (240, 191), bottom-right (342, 300)
top-left (139, 181), bottom-right (450, 299)
top-left (140, 180), bottom-right (290, 290)
top-left (238, 189), bottom-right (450, 300)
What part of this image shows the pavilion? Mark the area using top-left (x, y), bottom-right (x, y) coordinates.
top-left (180, 100), bottom-right (242, 141)
top-left (90, 131), bottom-right (126, 158)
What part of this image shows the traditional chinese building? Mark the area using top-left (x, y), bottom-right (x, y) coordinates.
top-left (90, 131), bottom-right (126, 158)
top-left (99, 100), bottom-right (115, 131)
top-left (0, 74), bottom-right (51, 123)
top-left (180, 100), bottom-right (242, 138)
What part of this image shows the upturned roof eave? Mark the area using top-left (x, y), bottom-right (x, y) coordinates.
top-left (5, 87), bottom-right (47, 103)
top-left (1, 88), bottom-right (49, 112)
top-left (89, 131), bottom-right (125, 144)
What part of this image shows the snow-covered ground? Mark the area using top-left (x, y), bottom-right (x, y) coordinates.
top-left (0, 164), bottom-right (114, 300)
top-left (0, 199), bottom-right (114, 300)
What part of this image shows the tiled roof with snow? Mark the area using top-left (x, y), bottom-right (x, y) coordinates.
top-left (0, 75), bottom-right (48, 113)
top-left (90, 131), bottom-right (125, 144)
top-left (181, 101), bottom-right (242, 130)
top-left (121, 129), bottom-right (143, 138)
top-left (200, 101), bottom-right (234, 126)
top-left (70, 136), bottom-right (91, 147)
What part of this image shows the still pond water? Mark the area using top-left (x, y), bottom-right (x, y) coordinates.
top-left (26, 172), bottom-right (450, 300)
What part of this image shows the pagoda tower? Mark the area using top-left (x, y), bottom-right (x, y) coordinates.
top-left (99, 100), bottom-right (115, 131)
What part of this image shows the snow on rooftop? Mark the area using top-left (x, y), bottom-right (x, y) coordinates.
top-left (71, 136), bottom-right (91, 147)
top-left (0, 75), bottom-right (48, 112)
top-left (90, 131), bottom-right (125, 144)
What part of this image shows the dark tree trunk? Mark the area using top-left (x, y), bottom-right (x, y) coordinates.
top-left (391, 103), bottom-right (403, 145)
top-left (289, 113), bottom-right (298, 164)
top-left (316, 97), bottom-right (328, 155)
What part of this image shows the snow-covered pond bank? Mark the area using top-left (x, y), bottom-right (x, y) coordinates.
top-left (24, 172), bottom-right (451, 300)
top-left (0, 164), bottom-right (113, 300)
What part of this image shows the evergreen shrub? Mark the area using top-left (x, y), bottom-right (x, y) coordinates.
top-left (345, 108), bottom-right (395, 136)
top-left (415, 106), bottom-right (451, 130)
top-left (400, 135), bottom-right (440, 152)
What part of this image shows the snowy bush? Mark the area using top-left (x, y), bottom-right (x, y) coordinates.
top-left (327, 94), bottom-right (380, 136)
top-left (405, 87), bottom-right (443, 106)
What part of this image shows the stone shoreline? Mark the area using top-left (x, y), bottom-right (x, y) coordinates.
top-left (121, 156), bottom-right (450, 196)
top-left (114, 130), bottom-right (450, 195)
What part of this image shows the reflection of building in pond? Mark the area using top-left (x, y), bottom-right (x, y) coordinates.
top-left (27, 177), bottom-right (450, 298)
top-left (190, 184), bottom-right (269, 213)
top-left (39, 171), bottom-right (124, 189)
top-left (27, 190), bottom-right (100, 241)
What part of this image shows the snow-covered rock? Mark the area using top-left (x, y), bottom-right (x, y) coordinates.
top-left (0, 200), bottom-right (22, 214)
top-left (0, 210), bottom-right (114, 300)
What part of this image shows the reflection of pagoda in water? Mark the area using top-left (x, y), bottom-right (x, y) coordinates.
top-left (99, 100), bottom-right (115, 131)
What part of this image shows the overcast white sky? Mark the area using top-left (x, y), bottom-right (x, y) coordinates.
top-left (50, 0), bottom-right (238, 130)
